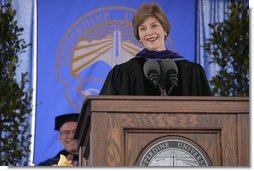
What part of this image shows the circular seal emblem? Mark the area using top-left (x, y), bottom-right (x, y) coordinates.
top-left (56, 6), bottom-right (142, 111)
top-left (137, 136), bottom-right (212, 166)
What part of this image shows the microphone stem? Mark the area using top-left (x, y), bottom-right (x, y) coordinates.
top-left (159, 85), bottom-right (167, 96)
top-left (167, 84), bottom-right (176, 96)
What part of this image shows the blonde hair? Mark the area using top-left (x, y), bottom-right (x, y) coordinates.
top-left (132, 3), bottom-right (171, 41)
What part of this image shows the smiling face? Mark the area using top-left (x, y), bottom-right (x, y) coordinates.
top-left (138, 16), bottom-right (166, 51)
top-left (59, 121), bottom-right (79, 154)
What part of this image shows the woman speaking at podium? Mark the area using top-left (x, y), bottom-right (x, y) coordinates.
top-left (100, 3), bottom-right (211, 96)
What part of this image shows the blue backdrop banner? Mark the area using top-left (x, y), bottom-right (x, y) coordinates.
top-left (34, 0), bottom-right (196, 165)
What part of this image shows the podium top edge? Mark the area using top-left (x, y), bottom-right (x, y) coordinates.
top-left (84, 95), bottom-right (249, 101)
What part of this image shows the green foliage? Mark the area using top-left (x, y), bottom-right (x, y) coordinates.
top-left (0, 0), bottom-right (32, 166)
top-left (204, 0), bottom-right (249, 96)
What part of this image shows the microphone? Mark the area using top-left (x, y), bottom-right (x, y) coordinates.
top-left (160, 58), bottom-right (178, 95)
top-left (143, 60), bottom-right (166, 96)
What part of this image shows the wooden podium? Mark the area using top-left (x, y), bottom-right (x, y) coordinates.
top-left (75, 96), bottom-right (249, 166)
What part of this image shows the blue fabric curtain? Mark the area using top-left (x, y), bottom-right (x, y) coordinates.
top-left (12, 0), bottom-right (35, 165)
top-left (196, 0), bottom-right (230, 82)
top-left (12, 0), bottom-right (34, 82)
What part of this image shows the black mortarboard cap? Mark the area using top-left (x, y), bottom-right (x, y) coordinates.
top-left (54, 113), bottom-right (79, 130)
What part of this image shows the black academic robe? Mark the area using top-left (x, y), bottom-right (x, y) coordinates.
top-left (38, 149), bottom-right (78, 166)
top-left (99, 55), bottom-right (211, 96)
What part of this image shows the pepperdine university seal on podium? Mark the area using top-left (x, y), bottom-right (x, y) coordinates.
top-left (137, 136), bottom-right (212, 166)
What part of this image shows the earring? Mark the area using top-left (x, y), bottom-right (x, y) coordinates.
top-left (139, 40), bottom-right (142, 43)
top-left (164, 33), bottom-right (167, 36)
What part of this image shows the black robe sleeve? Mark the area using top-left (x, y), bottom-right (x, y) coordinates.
top-left (189, 64), bottom-right (211, 96)
top-left (193, 64), bottom-right (211, 96)
top-left (37, 149), bottom-right (79, 166)
top-left (37, 156), bottom-right (59, 166)
top-left (99, 59), bottom-right (148, 95)
top-left (99, 65), bottom-right (130, 95)
top-left (178, 60), bottom-right (211, 96)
